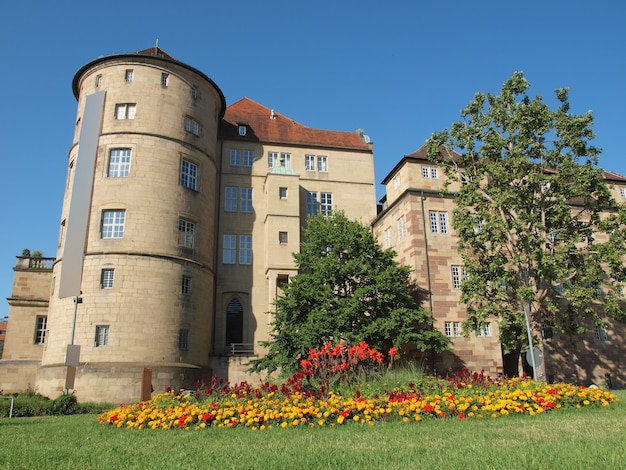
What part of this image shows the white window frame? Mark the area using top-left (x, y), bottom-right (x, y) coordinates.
top-left (223, 234), bottom-right (237, 264)
top-left (477, 322), bottom-right (492, 337)
top-left (594, 325), bottom-right (609, 341)
top-left (95, 325), bottom-right (109, 347)
top-left (225, 187), bottom-right (238, 212)
top-left (279, 187), bottom-right (288, 199)
top-left (439, 212), bottom-right (448, 234)
top-left (125, 69), bottom-right (133, 83)
top-left (305, 155), bottom-right (316, 171)
top-left (429, 211), bottom-right (448, 234)
top-left (101, 269), bottom-right (114, 289)
top-left (238, 125), bottom-right (247, 136)
top-left (108, 148), bottom-right (131, 177)
top-left (317, 156), bottom-right (328, 172)
top-left (320, 192), bottom-right (333, 216)
top-left (230, 149), bottom-right (241, 166)
top-left (280, 153), bottom-right (291, 168)
top-left (393, 174), bottom-right (401, 189)
top-left (161, 73), bottom-right (169, 87)
top-left (240, 187), bottom-right (253, 213)
top-left (239, 235), bottom-right (252, 265)
top-left (35, 315), bottom-right (47, 344)
top-left (422, 166), bottom-right (430, 178)
top-left (384, 227), bottom-right (392, 248)
top-left (268, 152), bottom-right (279, 168)
top-left (444, 322), bottom-right (452, 336)
top-left (178, 218), bottom-right (196, 248)
top-left (184, 116), bottom-right (201, 136)
top-left (95, 75), bottom-right (102, 88)
top-left (115, 103), bottom-right (136, 120)
top-left (101, 210), bottom-right (126, 239)
top-left (453, 322), bottom-right (461, 337)
top-left (431, 167), bottom-right (438, 179)
top-left (180, 159), bottom-right (198, 190)
top-left (452, 265), bottom-right (463, 290)
top-left (620, 187), bottom-right (626, 199)
top-left (243, 150), bottom-right (254, 167)
top-left (306, 192), bottom-right (319, 215)
top-left (397, 215), bottom-right (406, 241)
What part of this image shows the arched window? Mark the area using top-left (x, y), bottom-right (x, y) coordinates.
top-left (225, 298), bottom-right (244, 345)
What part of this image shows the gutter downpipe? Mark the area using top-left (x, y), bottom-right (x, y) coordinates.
top-left (420, 191), bottom-right (436, 375)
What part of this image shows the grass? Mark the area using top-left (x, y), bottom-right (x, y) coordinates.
top-left (1, 390), bottom-right (624, 469)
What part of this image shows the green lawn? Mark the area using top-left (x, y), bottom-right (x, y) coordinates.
top-left (1, 390), bottom-right (624, 469)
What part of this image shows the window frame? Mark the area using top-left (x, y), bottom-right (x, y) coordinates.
top-left (305, 155), bottom-right (316, 171)
top-left (101, 210), bottom-right (126, 239)
top-left (101, 268), bottom-right (115, 289)
top-left (223, 234), bottom-right (237, 264)
top-left (34, 315), bottom-right (47, 344)
top-left (239, 235), bottom-right (253, 265)
top-left (243, 150), bottom-right (254, 167)
top-left (125, 69), bottom-right (133, 83)
top-left (182, 276), bottom-right (192, 295)
top-left (279, 231), bottom-right (288, 244)
top-left (240, 187), bottom-right (253, 213)
top-left (180, 159), bottom-right (199, 191)
top-left (179, 329), bottom-right (190, 350)
top-left (317, 155), bottom-right (328, 172)
top-left (178, 218), bottom-right (196, 249)
top-left (115, 103), bottom-right (136, 120)
top-left (107, 148), bottom-right (131, 178)
top-left (95, 325), bottom-right (109, 347)
top-left (184, 116), bottom-right (201, 136)
top-left (225, 187), bottom-right (238, 212)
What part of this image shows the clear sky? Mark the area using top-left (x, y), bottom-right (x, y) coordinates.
top-left (1, 0), bottom-right (624, 317)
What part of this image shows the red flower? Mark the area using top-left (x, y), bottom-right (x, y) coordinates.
top-left (388, 347), bottom-right (399, 358)
top-left (424, 405), bottom-right (434, 413)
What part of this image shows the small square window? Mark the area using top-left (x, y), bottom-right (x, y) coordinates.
top-left (279, 187), bottom-right (288, 199)
top-left (279, 231), bottom-right (288, 244)
top-left (238, 125), bottom-right (247, 136)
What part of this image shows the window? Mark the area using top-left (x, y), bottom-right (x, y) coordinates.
top-left (320, 193), bottom-right (333, 216)
top-left (184, 116), bottom-right (201, 136)
top-left (58, 220), bottom-right (66, 247)
top-left (268, 152), bottom-right (290, 168)
top-left (182, 276), bottom-right (192, 295)
top-left (95, 75), bottom-right (102, 88)
top-left (223, 235), bottom-right (237, 264)
top-left (125, 69), bottom-right (133, 83)
top-left (422, 166), bottom-right (438, 178)
top-left (225, 187), bottom-right (238, 212)
top-left (67, 160), bottom-right (74, 189)
top-left (101, 269), bottom-right (114, 289)
top-left (239, 235), bottom-right (252, 265)
top-left (240, 188), bottom-right (253, 213)
top-left (35, 315), bottom-right (47, 344)
top-left (238, 125), bottom-right (247, 136)
top-left (305, 155), bottom-right (316, 171)
top-left (95, 325), bottom-right (109, 347)
top-left (397, 215), bottom-right (406, 241)
top-left (451, 266), bottom-right (467, 290)
top-left (594, 325), bottom-right (609, 341)
top-left (101, 210), bottom-right (125, 239)
top-left (243, 150), bottom-right (254, 167)
top-left (444, 321), bottom-right (461, 337)
top-left (429, 211), bottom-right (448, 234)
top-left (161, 73), bottom-right (169, 87)
top-left (384, 227), bottom-right (392, 248)
top-left (393, 174), bottom-right (401, 189)
top-left (279, 187), bottom-right (288, 199)
top-left (115, 103), bottom-right (136, 120)
top-left (431, 168), bottom-right (438, 179)
top-left (230, 149), bottom-right (241, 166)
top-left (477, 322), bottom-right (492, 337)
top-left (279, 231), bottom-right (288, 244)
top-left (179, 329), bottom-right (189, 350)
top-left (180, 159), bottom-right (198, 190)
top-left (317, 156), bottom-right (328, 172)
top-left (422, 166), bottom-right (430, 178)
top-left (620, 187), bottom-right (626, 199)
top-left (107, 149), bottom-right (131, 177)
top-left (226, 299), bottom-right (243, 345)
top-left (306, 192), bottom-right (319, 215)
top-left (191, 87), bottom-right (199, 99)
top-left (178, 219), bottom-right (195, 248)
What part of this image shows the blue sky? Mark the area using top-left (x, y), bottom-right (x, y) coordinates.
top-left (1, 0), bottom-right (624, 317)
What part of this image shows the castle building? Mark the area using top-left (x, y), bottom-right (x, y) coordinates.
top-left (1, 47), bottom-right (375, 402)
top-left (1, 47), bottom-right (624, 402)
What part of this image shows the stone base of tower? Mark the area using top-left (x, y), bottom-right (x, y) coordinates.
top-left (0, 360), bottom-right (41, 393)
top-left (35, 362), bottom-right (212, 403)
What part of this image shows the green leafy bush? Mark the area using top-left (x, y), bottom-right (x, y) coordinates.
top-left (50, 394), bottom-right (79, 415)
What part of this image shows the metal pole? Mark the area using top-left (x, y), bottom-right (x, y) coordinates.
top-left (523, 302), bottom-right (537, 380)
top-left (70, 295), bottom-right (78, 345)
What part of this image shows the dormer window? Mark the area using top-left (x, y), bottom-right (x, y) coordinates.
top-left (238, 125), bottom-right (247, 136)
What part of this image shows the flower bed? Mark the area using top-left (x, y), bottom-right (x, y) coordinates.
top-left (98, 375), bottom-right (616, 430)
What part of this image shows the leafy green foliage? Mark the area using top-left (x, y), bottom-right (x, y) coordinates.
top-left (50, 394), bottom-right (79, 415)
top-left (427, 72), bottom-right (626, 354)
top-left (250, 212), bottom-right (448, 374)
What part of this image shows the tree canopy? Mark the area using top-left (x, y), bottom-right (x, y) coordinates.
top-left (427, 72), bottom-right (626, 369)
top-left (250, 212), bottom-right (448, 374)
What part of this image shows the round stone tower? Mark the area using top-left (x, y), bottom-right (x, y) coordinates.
top-left (37, 47), bottom-right (225, 402)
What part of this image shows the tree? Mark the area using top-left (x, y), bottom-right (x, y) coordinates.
top-left (250, 212), bottom-right (448, 374)
top-left (427, 72), bottom-right (626, 375)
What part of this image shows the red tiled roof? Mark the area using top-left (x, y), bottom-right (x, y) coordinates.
top-left (136, 46), bottom-right (177, 60)
top-left (220, 98), bottom-right (371, 150)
